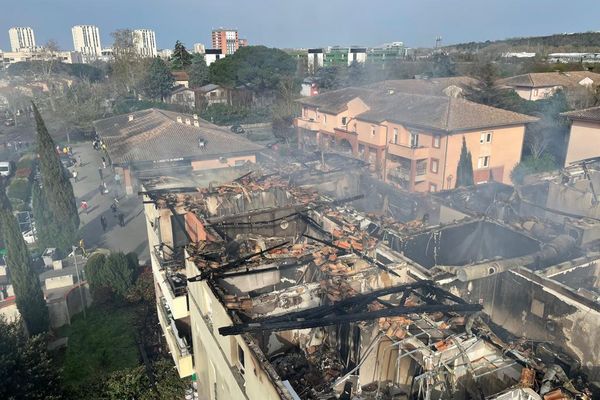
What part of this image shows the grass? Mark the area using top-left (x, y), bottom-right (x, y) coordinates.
top-left (61, 303), bottom-right (141, 388)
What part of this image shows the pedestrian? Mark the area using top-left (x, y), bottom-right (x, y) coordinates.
top-left (98, 167), bottom-right (103, 180)
top-left (98, 184), bottom-right (104, 196)
top-left (100, 215), bottom-right (107, 231)
top-left (110, 202), bottom-right (117, 214)
top-left (77, 155), bottom-right (82, 166)
top-left (118, 213), bottom-right (125, 227)
top-left (80, 200), bottom-right (89, 214)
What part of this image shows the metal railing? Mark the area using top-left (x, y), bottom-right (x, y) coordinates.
top-left (158, 298), bottom-right (191, 357)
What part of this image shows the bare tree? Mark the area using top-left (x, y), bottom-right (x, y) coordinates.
top-left (111, 29), bottom-right (145, 96)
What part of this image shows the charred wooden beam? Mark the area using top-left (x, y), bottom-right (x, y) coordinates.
top-left (219, 303), bottom-right (483, 335)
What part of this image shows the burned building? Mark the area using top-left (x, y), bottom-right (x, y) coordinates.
top-left (141, 167), bottom-right (596, 399)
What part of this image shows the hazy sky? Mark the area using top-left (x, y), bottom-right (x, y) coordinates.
top-left (2, 0), bottom-right (599, 51)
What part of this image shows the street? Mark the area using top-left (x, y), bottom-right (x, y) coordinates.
top-left (70, 142), bottom-right (149, 264)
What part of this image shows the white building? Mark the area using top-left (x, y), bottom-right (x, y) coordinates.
top-left (133, 29), bottom-right (157, 57)
top-left (204, 49), bottom-right (225, 66)
top-left (157, 48), bottom-right (173, 60)
top-left (71, 25), bottom-right (102, 60)
top-left (0, 50), bottom-right (83, 65)
top-left (307, 48), bottom-right (324, 73)
top-left (193, 43), bottom-right (206, 54)
top-left (8, 27), bottom-right (36, 52)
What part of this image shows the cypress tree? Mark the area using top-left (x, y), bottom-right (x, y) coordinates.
top-left (33, 103), bottom-right (79, 254)
top-left (456, 136), bottom-right (475, 188)
top-left (0, 185), bottom-right (49, 335)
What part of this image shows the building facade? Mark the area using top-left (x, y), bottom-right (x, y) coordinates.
top-left (211, 28), bottom-right (239, 55)
top-left (193, 43), bottom-right (205, 54)
top-left (1, 50), bottom-right (82, 65)
top-left (132, 29), bottom-right (157, 57)
top-left (295, 87), bottom-right (537, 192)
top-left (8, 27), bottom-right (36, 52)
top-left (562, 106), bottom-right (600, 166)
top-left (204, 48), bottom-right (225, 66)
top-left (71, 25), bottom-right (102, 60)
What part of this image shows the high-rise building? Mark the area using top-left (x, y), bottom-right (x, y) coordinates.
top-left (8, 27), bottom-right (36, 52)
top-left (71, 25), bottom-right (102, 59)
top-left (239, 38), bottom-right (248, 48)
top-left (132, 29), bottom-right (157, 57)
top-left (193, 43), bottom-right (206, 54)
top-left (211, 28), bottom-right (238, 55)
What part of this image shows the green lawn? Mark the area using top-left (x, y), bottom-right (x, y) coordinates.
top-left (61, 304), bottom-right (141, 388)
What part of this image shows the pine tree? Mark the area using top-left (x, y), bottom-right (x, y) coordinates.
top-left (171, 40), bottom-right (192, 70)
top-left (456, 137), bottom-right (474, 187)
top-left (0, 186), bottom-right (49, 335)
top-left (140, 58), bottom-right (175, 100)
top-left (33, 103), bottom-right (79, 254)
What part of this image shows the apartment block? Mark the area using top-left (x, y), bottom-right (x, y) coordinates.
top-left (132, 29), bottom-right (157, 57)
top-left (212, 28), bottom-right (239, 55)
top-left (8, 27), bottom-right (36, 52)
top-left (71, 25), bottom-right (102, 60)
top-left (295, 86), bottom-right (537, 191)
top-left (204, 48), bottom-right (225, 66)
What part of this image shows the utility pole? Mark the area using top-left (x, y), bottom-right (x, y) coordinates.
top-left (72, 246), bottom-right (86, 319)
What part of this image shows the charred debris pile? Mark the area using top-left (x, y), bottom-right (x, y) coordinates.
top-left (142, 165), bottom-right (599, 400)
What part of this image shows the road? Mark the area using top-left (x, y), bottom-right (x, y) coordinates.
top-left (70, 142), bottom-right (150, 264)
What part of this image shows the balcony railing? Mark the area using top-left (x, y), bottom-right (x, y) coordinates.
top-left (159, 298), bottom-right (191, 357)
top-left (295, 117), bottom-right (321, 131)
top-left (153, 243), bottom-right (184, 271)
top-left (388, 142), bottom-right (430, 159)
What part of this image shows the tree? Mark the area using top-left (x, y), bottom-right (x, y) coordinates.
top-left (456, 137), bottom-right (474, 187)
top-left (85, 252), bottom-right (138, 298)
top-left (209, 46), bottom-right (296, 93)
top-left (171, 40), bottom-right (192, 70)
top-left (0, 317), bottom-right (63, 400)
top-left (0, 186), bottom-right (49, 335)
top-left (34, 103), bottom-right (80, 254)
top-left (110, 29), bottom-right (145, 96)
top-left (188, 53), bottom-right (209, 88)
top-left (430, 53), bottom-right (456, 77)
top-left (31, 182), bottom-right (62, 258)
top-left (140, 58), bottom-right (175, 101)
top-left (315, 65), bottom-right (346, 90)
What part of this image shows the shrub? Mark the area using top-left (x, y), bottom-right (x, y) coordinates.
top-left (7, 178), bottom-right (30, 202)
top-left (511, 155), bottom-right (558, 185)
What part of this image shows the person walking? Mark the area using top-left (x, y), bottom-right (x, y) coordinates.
top-left (118, 213), bottom-right (125, 227)
top-left (101, 156), bottom-right (106, 169)
top-left (100, 215), bottom-right (107, 231)
top-left (98, 167), bottom-right (103, 180)
top-left (80, 200), bottom-right (89, 214)
top-left (98, 184), bottom-right (105, 196)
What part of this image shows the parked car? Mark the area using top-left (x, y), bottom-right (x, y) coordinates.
top-left (230, 124), bottom-right (245, 134)
top-left (0, 161), bottom-right (11, 177)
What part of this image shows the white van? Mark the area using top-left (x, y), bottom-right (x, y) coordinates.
top-left (0, 162), bottom-right (10, 177)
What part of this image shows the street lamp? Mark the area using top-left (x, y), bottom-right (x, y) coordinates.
top-left (71, 246), bottom-right (86, 319)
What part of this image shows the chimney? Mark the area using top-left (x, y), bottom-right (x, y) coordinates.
top-left (185, 118), bottom-right (191, 125)
top-left (128, 114), bottom-right (134, 122)
top-left (198, 138), bottom-right (206, 149)
top-left (193, 114), bottom-right (198, 120)
top-left (193, 121), bottom-right (199, 127)
top-left (387, 89), bottom-right (395, 95)
top-left (176, 116), bottom-right (182, 123)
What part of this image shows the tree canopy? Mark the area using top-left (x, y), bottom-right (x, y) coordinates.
top-left (85, 252), bottom-right (139, 298)
top-left (171, 40), bottom-right (192, 70)
top-left (209, 46), bottom-right (297, 92)
top-left (0, 317), bottom-right (62, 400)
top-left (188, 53), bottom-right (209, 88)
top-left (34, 103), bottom-right (80, 254)
top-left (140, 58), bottom-right (175, 101)
top-left (0, 186), bottom-right (49, 335)
top-left (456, 137), bottom-right (474, 188)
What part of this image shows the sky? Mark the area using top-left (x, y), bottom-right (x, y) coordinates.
top-left (1, 0), bottom-right (600, 51)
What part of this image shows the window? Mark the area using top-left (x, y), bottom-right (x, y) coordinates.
top-left (530, 298), bottom-right (545, 318)
top-left (323, 114), bottom-right (327, 123)
top-left (409, 132), bottom-right (419, 147)
top-left (478, 156), bottom-right (490, 169)
top-left (237, 344), bottom-right (245, 375)
top-left (371, 126), bottom-right (376, 136)
top-left (341, 116), bottom-right (347, 126)
top-left (432, 135), bottom-right (441, 148)
top-left (430, 158), bottom-right (439, 174)
top-left (480, 131), bottom-right (493, 143)
top-left (429, 183), bottom-right (438, 192)
top-left (393, 128), bottom-right (399, 144)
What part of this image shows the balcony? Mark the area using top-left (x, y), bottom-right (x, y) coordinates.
top-left (388, 142), bottom-right (430, 160)
top-left (295, 117), bottom-right (321, 131)
top-left (158, 298), bottom-right (194, 378)
top-left (152, 244), bottom-right (188, 319)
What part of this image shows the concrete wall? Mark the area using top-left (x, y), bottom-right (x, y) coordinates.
top-left (448, 269), bottom-right (600, 381)
top-left (186, 258), bottom-right (293, 400)
top-left (564, 120), bottom-right (600, 166)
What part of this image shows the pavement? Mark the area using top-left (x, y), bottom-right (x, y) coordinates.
top-left (69, 142), bottom-right (150, 264)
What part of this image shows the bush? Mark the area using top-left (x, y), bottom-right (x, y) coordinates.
top-left (85, 252), bottom-right (139, 300)
top-left (511, 155), bottom-right (558, 184)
